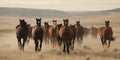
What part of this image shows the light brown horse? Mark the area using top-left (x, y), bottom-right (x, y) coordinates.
top-left (48, 20), bottom-right (58, 46)
top-left (59, 19), bottom-right (73, 54)
top-left (99, 20), bottom-right (115, 48)
top-left (26, 24), bottom-right (33, 44)
top-left (43, 22), bottom-right (51, 44)
top-left (91, 26), bottom-right (99, 39)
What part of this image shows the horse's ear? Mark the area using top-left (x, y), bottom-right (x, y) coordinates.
top-left (36, 18), bottom-right (38, 20)
top-left (40, 18), bottom-right (42, 20)
top-left (67, 18), bottom-right (69, 20)
top-left (63, 19), bottom-right (65, 21)
top-left (108, 20), bottom-right (109, 23)
top-left (105, 20), bottom-right (107, 23)
top-left (23, 19), bottom-right (25, 21)
top-left (19, 19), bottom-right (21, 21)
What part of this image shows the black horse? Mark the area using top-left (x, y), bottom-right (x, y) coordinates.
top-left (16, 19), bottom-right (28, 51)
top-left (32, 18), bottom-right (43, 52)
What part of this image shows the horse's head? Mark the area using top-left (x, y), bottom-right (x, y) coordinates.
top-left (76, 21), bottom-right (80, 26)
top-left (44, 22), bottom-right (49, 31)
top-left (19, 19), bottom-right (27, 27)
top-left (70, 24), bottom-right (76, 31)
top-left (53, 20), bottom-right (57, 27)
top-left (63, 19), bottom-right (69, 27)
top-left (36, 18), bottom-right (42, 26)
top-left (105, 20), bottom-right (110, 27)
top-left (57, 24), bottom-right (62, 30)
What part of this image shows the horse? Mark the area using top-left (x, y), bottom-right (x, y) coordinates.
top-left (56, 24), bottom-right (63, 46)
top-left (59, 19), bottom-right (73, 54)
top-left (16, 19), bottom-right (28, 51)
top-left (70, 24), bottom-right (76, 50)
top-left (48, 20), bottom-right (58, 46)
top-left (99, 20), bottom-right (115, 48)
top-left (32, 18), bottom-right (43, 52)
top-left (91, 26), bottom-right (99, 39)
top-left (83, 27), bottom-right (91, 37)
top-left (26, 24), bottom-right (33, 44)
top-left (75, 21), bottom-right (84, 46)
top-left (43, 22), bottom-right (51, 44)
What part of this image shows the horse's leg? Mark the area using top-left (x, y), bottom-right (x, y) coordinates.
top-left (22, 38), bottom-right (27, 51)
top-left (39, 38), bottom-right (43, 51)
top-left (63, 42), bottom-right (66, 53)
top-left (80, 35), bottom-right (83, 47)
top-left (103, 39), bottom-right (107, 48)
top-left (101, 38), bottom-right (104, 47)
top-left (67, 42), bottom-right (70, 54)
top-left (108, 40), bottom-right (111, 48)
top-left (17, 37), bottom-right (21, 49)
top-left (34, 38), bottom-right (39, 52)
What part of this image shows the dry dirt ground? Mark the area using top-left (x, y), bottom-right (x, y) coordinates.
top-left (0, 13), bottom-right (120, 60)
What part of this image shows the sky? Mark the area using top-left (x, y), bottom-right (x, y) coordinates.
top-left (0, 0), bottom-right (120, 11)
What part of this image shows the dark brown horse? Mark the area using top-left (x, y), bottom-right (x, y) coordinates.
top-left (75, 21), bottom-right (84, 46)
top-left (16, 19), bottom-right (28, 51)
top-left (99, 20), bottom-right (115, 48)
top-left (32, 18), bottom-right (43, 52)
top-left (59, 19), bottom-right (73, 54)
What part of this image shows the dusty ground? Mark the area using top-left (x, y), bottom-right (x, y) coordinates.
top-left (0, 13), bottom-right (120, 60)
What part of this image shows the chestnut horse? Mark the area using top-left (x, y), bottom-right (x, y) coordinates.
top-left (99, 20), bottom-right (115, 48)
top-left (43, 22), bottom-right (51, 44)
top-left (49, 20), bottom-right (58, 46)
top-left (59, 19), bottom-right (73, 54)
top-left (32, 18), bottom-right (43, 52)
top-left (16, 19), bottom-right (28, 51)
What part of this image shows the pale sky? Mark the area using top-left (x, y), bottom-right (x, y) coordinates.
top-left (0, 0), bottom-right (120, 11)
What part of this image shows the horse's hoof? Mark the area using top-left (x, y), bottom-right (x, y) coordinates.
top-left (38, 48), bottom-right (41, 51)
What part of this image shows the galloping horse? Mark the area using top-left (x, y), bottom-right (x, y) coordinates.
top-left (91, 26), bottom-right (99, 39)
top-left (76, 21), bottom-right (84, 46)
top-left (16, 19), bottom-right (28, 51)
top-left (43, 22), bottom-right (51, 44)
top-left (59, 19), bottom-right (73, 54)
top-left (99, 20), bottom-right (115, 48)
top-left (32, 18), bottom-right (43, 52)
top-left (49, 20), bottom-right (58, 46)
top-left (70, 24), bottom-right (76, 50)
top-left (26, 24), bottom-right (33, 44)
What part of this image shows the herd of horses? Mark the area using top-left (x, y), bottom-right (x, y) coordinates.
top-left (16, 18), bottom-right (115, 54)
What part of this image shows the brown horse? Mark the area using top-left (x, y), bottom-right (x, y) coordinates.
top-left (26, 24), bottom-right (33, 44)
top-left (59, 19), bottom-right (73, 54)
top-left (43, 22), bottom-right (51, 44)
top-left (16, 19), bottom-right (28, 51)
top-left (32, 18), bottom-right (43, 52)
top-left (48, 20), bottom-right (58, 46)
top-left (91, 26), bottom-right (99, 39)
top-left (99, 20), bottom-right (115, 48)
top-left (70, 24), bottom-right (76, 50)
